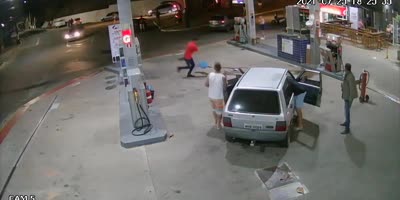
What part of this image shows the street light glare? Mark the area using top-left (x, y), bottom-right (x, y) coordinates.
top-left (1, 23), bottom-right (4, 27)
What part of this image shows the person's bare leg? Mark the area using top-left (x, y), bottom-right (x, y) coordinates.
top-left (296, 108), bottom-right (304, 130)
top-left (212, 111), bottom-right (218, 125)
top-left (216, 114), bottom-right (222, 129)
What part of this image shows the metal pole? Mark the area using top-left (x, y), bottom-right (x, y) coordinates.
top-left (117, 0), bottom-right (149, 127)
top-left (245, 0), bottom-right (256, 45)
top-left (309, 2), bottom-right (321, 66)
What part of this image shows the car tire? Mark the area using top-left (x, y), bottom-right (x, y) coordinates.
top-left (280, 133), bottom-right (289, 148)
top-left (225, 134), bottom-right (235, 142)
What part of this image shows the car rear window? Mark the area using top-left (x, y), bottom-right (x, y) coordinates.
top-left (211, 16), bottom-right (224, 20)
top-left (228, 89), bottom-right (281, 115)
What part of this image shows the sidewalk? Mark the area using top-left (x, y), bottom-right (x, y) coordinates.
top-left (1, 42), bottom-right (399, 200)
top-left (229, 28), bottom-right (400, 103)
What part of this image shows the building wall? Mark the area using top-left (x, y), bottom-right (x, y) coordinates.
top-left (52, 0), bottom-right (186, 23)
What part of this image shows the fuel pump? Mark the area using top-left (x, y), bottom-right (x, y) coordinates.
top-left (131, 86), bottom-right (153, 136)
top-left (358, 70), bottom-right (370, 103)
top-left (233, 17), bottom-right (247, 43)
top-left (320, 33), bottom-right (343, 72)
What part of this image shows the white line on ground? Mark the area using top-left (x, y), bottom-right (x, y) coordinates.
top-left (69, 81), bottom-right (81, 88)
top-left (367, 86), bottom-right (400, 105)
top-left (140, 147), bottom-right (158, 200)
top-left (35, 38), bottom-right (40, 46)
top-left (0, 95), bottom-right (58, 199)
top-left (50, 102), bottom-right (60, 110)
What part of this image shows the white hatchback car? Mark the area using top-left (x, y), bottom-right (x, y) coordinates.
top-left (223, 67), bottom-right (322, 147)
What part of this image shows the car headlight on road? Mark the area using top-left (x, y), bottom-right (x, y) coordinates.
top-left (64, 34), bottom-right (70, 39)
top-left (74, 31), bottom-right (81, 37)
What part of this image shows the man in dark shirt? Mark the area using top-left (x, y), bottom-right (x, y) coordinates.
top-left (288, 78), bottom-right (307, 131)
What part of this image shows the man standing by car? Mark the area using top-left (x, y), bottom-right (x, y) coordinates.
top-left (288, 77), bottom-right (307, 131)
top-left (341, 63), bottom-right (359, 134)
top-left (177, 38), bottom-right (198, 77)
top-left (139, 16), bottom-right (146, 32)
top-left (205, 62), bottom-right (227, 129)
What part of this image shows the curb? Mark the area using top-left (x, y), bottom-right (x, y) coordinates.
top-left (255, 8), bottom-right (285, 17)
top-left (0, 70), bottom-right (102, 144)
top-left (153, 21), bottom-right (208, 32)
top-left (105, 65), bottom-right (119, 74)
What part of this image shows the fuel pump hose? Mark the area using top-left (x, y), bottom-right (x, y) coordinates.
top-left (131, 90), bottom-right (153, 136)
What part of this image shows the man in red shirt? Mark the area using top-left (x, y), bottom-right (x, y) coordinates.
top-left (177, 39), bottom-right (198, 77)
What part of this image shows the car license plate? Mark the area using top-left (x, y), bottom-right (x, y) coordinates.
top-left (244, 124), bottom-right (262, 130)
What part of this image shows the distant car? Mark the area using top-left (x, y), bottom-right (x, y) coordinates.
top-left (271, 16), bottom-right (286, 25)
top-left (64, 24), bottom-right (85, 41)
top-left (209, 15), bottom-right (234, 31)
top-left (74, 18), bottom-right (82, 24)
top-left (148, 3), bottom-right (178, 16)
top-left (101, 12), bottom-right (119, 22)
top-left (53, 19), bottom-right (67, 28)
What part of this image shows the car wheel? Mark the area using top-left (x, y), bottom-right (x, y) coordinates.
top-left (280, 133), bottom-right (289, 148)
top-left (225, 134), bottom-right (235, 142)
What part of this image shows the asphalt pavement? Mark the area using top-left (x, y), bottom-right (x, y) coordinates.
top-left (0, 22), bottom-right (232, 125)
top-left (1, 41), bottom-right (399, 200)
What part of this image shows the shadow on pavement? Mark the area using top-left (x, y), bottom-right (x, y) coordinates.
top-left (345, 134), bottom-right (366, 168)
top-left (291, 119), bottom-right (320, 151)
top-left (225, 139), bottom-right (287, 168)
top-left (206, 128), bottom-right (287, 169)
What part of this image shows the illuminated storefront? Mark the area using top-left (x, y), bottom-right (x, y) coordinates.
top-left (319, 4), bottom-right (348, 23)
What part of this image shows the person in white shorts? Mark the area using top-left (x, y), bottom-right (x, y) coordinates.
top-left (205, 63), bottom-right (227, 129)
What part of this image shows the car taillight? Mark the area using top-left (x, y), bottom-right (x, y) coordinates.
top-left (223, 117), bottom-right (232, 127)
top-left (221, 20), bottom-right (225, 24)
top-left (275, 121), bottom-right (287, 132)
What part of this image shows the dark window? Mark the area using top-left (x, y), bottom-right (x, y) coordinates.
top-left (228, 89), bottom-right (281, 115)
top-left (211, 16), bottom-right (225, 20)
top-left (283, 78), bottom-right (293, 107)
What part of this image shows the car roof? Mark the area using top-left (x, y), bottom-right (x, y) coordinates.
top-left (237, 68), bottom-right (287, 89)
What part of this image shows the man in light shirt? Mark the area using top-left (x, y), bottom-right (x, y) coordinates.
top-left (205, 63), bottom-right (227, 129)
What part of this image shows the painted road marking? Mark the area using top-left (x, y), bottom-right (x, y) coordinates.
top-left (35, 38), bottom-right (40, 46)
top-left (0, 95), bottom-right (58, 199)
top-left (50, 102), bottom-right (60, 110)
top-left (0, 71), bottom-right (101, 144)
top-left (368, 86), bottom-right (400, 105)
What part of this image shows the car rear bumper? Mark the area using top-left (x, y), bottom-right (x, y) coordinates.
top-left (223, 127), bottom-right (287, 141)
top-left (209, 25), bottom-right (228, 30)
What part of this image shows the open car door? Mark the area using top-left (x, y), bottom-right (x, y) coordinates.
top-left (289, 69), bottom-right (323, 107)
top-left (224, 68), bottom-right (246, 102)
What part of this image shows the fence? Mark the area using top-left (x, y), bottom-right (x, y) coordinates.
top-left (320, 23), bottom-right (389, 50)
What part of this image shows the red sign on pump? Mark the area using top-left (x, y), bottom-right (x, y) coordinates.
top-left (122, 29), bottom-right (132, 47)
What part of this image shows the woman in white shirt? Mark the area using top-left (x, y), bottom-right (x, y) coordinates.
top-left (205, 63), bottom-right (227, 129)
